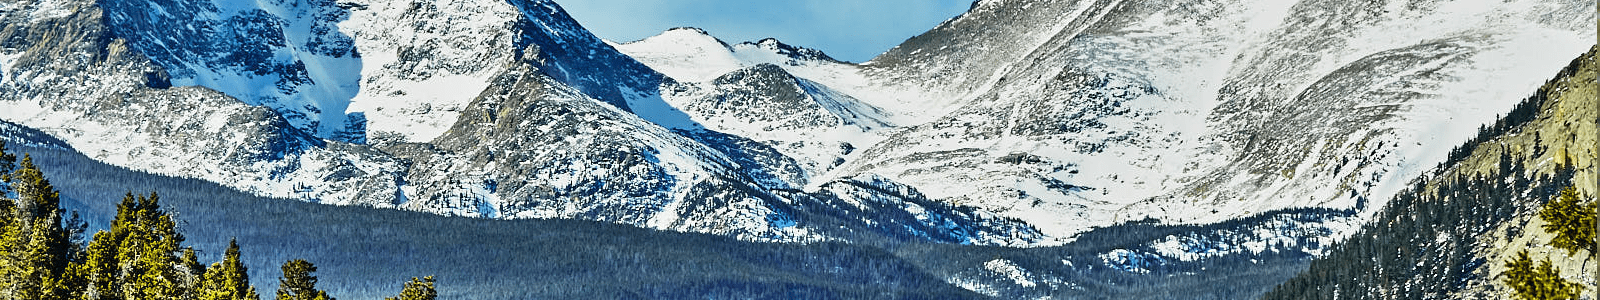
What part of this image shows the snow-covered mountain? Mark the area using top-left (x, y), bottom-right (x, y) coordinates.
top-left (0, 0), bottom-right (1041, 245)
top-left (0, 0), bottom-right (1592, 248)
top-left (835, 0), bottom-right (1592, 237)
top-left (610, 0), bottom-right (1593, 240)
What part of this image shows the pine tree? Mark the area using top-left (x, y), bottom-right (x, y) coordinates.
top-left (0, 154), bottom-right (84, 300)
top-left (79, 194), bottom-right (139, 300)
top-left (385, 276), bottom-right (436, 300)
top-left (1503, 251), bottom-right (1583, 300)
top-left (180, 248), bottom-right (205, 298)
top-left (199, 239), bottom-right (261, 300)
top-left (276, 259), bottom-right (333, 300)
top-left (75, 192), bottom-right (191, 300)
top-left (1539, 187), bottom-right (1596, 256)
top-left (0, 141), bottom-right (16, 193)
top-left (125, 192), bottom-right (188, 299)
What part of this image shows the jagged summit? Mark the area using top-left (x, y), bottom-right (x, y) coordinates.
top-left (733, 38), bottom-right (838, 63)
top-left (616, 27), bottom-right (848, 83)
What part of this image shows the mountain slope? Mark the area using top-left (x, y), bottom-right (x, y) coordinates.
top-left (0, 118), bottom-right (1358, 299)
top-left (0, 0), bottom-right (406, 205)
top-left (1263, 45), bottom-right (1597, 300)
top-left (0, 136), bottom-right (985, 299)
top-left (825, 0), bottom-right (1595, 238)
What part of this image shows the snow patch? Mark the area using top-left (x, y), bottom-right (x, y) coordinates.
top-left (982, 259), bottom-right (1037, 288)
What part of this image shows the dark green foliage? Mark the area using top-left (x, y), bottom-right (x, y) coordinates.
top-left (0, 137), bottom-right (447, 300)
top-left (1502, 251), bottom-right (1583, 300)
top-left (14, 141), bottom-right (988, 299)
top-left (1261, 115), bottom-right (1583, 300)
top-left (385, 276), bottom-right (435, 300)
top-left (1263, 152), bottom-right (1575, 300)
top-left (1538, 187), bottom-right (1596, 256)
top-left (276, 259), bottom-right (332, 300)
top-left (0, 154), bottom-right (85, 300)
top-left (199, 240), bottom-right (261, 300)
top-left (0, 141), bottom-right (16, 184)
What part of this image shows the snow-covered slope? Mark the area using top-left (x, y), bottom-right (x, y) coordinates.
top-left (606, 0), bottom-right (1593, 241)
top-left (100, 0), bottom-right (364, 141)
top-left (616, 29), bottom-right (902, 185)
top-left (338, 0), bottom-right (525, 143)
top-left (0, 0), bottom-right (405, 205)
top-left (831, 0), bottom-right (1593, 238)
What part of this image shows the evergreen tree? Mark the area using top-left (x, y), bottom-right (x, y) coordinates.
top-left (180, 247), bottom-right (205, 298)
top-left (0, 141), bottom-right (16, 192)
top-left (0, 154), bottom-right (84, 300)
top-left (76, 192), bottom-right (191, 300)
top-left (199, 239), bottom-right (261, 300)
top-left (1503, 251), bottom-right (1583, 300)
top-left (78, 194), bottom-right (136, 300)
top-left (1539, 187), bottom-right (1596, 256)
top-left (276, 259), bottom-right (333, 300)
top-left (385, 276), bottom-right (436, 300)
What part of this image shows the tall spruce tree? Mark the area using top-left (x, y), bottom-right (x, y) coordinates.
top-left (0, 154), bottom-right (84, 300)
top-left (79, 193), bottom-right (139, 300)
top-left (200, 239), bottom-right (261, 300)
top-left (0, 141), bottom-right (16, 193)
top-left (276, 259), bottom-right (332, 300)
top-left (1503, 250), bottom-right (1583, 300)
top-left (385, 276), bottom-right (436, 300)
top-left (124, 192), bottom-right (186, 299)
top-left (1539, 187), bottom-right (1596, 256)
top-left (75, 192), bottom-right (190, 299)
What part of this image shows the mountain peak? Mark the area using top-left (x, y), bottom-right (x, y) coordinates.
top-left (665, 26), bottom-right (713, 36)
top-left (632, 27), bottom-right (732, 48)
top-left (735, 38), bottom-right (836, 63)
top-left (614, 28), bottom-right (744, 82)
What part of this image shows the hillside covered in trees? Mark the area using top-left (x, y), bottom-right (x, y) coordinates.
top-left (0, 141), bottom-right (437, 300)
top-left (2, 115), bottom-right (1352, 299)
top-left (1264, 46), bottom-right (1598, 299)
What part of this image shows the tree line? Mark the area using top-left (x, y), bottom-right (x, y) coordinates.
top-left (0, 141), bottom-right (437, 300)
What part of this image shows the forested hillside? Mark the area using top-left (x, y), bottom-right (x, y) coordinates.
top-left (1263, 46), bottom-right (1597, 300)
top-left (0, 117), bottom-right (1357, 299)
top-left (0, 140), bottom-right (979, 299)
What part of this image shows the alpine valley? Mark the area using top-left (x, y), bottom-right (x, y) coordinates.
top-left (0, 0), bottom-right (1593, 298)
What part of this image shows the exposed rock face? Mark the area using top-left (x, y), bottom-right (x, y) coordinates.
top-left (0, 0), bottom-right (402, 205)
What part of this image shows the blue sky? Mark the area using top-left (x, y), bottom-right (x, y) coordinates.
top-left (557, 0), bottom-right (973, 63)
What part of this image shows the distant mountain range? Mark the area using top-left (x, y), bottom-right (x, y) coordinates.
top-left (0, 0), bottom-right (1591, 270)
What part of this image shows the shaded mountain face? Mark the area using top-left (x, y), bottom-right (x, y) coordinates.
top-left (0, 0), bottom-right (1592, 248)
